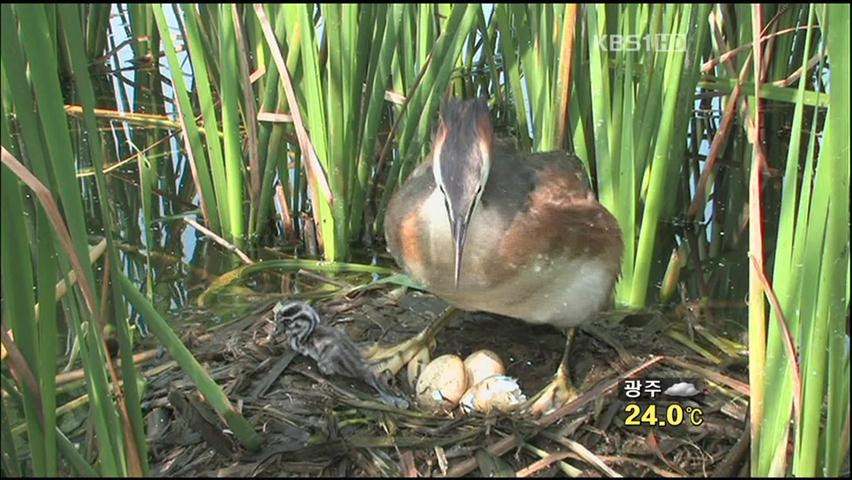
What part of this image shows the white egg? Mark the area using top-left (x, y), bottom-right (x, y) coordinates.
top-left (460, 375), bottom-right (527, 414)
top-left (415, 354), bottom-right (469, 413)
top-left (463, 350), bottom-right (506, 386)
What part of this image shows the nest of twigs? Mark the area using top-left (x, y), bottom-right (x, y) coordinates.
top-left (141, 288), bottom-right (749, 477)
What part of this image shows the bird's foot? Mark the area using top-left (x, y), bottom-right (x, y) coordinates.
top-left (520, 365), bottom-right (578, 417)
top-left (363, 307), bottom-right (456, 378)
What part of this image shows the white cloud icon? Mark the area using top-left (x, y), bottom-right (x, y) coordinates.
top-left (664, 382), bottom-right (700, 397)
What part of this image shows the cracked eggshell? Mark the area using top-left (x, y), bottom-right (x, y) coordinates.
top-left (460, 375), bottom-right (527, 414)
top-left (463, 350), bottom-right (506, 386)
top-left (415, 354), bottom-right (469, 413)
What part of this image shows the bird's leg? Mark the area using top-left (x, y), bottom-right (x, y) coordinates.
top-left (364, 307), bottom-right (457, 378)
top-left (522, 327), bottom-right (579, 416)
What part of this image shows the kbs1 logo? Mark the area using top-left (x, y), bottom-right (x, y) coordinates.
top-left (598, 34), bottom-right (686, 52)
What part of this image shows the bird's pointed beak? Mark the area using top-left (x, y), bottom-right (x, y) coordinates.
top-left (452, 217), bottom-right (469, 288)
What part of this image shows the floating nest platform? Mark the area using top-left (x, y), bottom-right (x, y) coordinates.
top-left (142, 288), bottom-right (749, 477)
